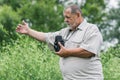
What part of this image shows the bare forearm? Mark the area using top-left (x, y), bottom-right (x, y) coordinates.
top-left (27, 28), bottom-right (46, 42)
top-left (67, 48), bottom-right (95, 58)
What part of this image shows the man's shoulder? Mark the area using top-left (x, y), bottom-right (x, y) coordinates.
top-left (87, 22), bottom-right (97, 27)
top-left (86, 22), bottom-right (99, 31)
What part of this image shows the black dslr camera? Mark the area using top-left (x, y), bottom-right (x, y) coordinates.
top-left (54, 35), bottom-right (64, 52)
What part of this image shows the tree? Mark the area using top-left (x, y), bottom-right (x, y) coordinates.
top-left (0, 0), bottom-right (64, 45)
top-left (17, 0), bottom-right (64, 32)
top-left (103, 1), bottom-right (120, 43)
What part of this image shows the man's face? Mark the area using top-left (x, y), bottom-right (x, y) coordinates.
top-left (63, 8), bottom-right (78, 29)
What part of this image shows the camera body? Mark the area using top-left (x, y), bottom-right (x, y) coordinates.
top-left (54, 35), bottom-right (64, 52)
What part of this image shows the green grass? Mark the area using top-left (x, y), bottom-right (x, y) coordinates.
top-left (0, 36), bottom-right (120, 80)
top-left (102, 57), bottom-right (120, 80)
top-left (0, 36), bottom-right (62, 80)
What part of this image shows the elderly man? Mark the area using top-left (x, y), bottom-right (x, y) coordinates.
top-left (16, 4), bottom-right (103, 80)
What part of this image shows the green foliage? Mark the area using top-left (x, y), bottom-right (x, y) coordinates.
top-left (0, 36), bottom-right (62, 80)
top-left (104, 1), bottom-right (120, 43)
top-left (101, 46), bottom-right (119, 64)
top-left (0, 36), bottom-right (120, 80)
top-left (0, 0), bottom-right (64, 45)
top-left (17, 0), bottom-right (64, 32)
top-left (101, 44), bottom-right (120, 79)
top-left (0, 24), bottom-right (8, 43)
top-left (0, 5), bottom-right (20, 31)
top-left (0, 0), bottom-right (32, 11)
top-left (81, 0), bottom-right (106, 29)
top-left (0, 5), bottom-right (21, 44)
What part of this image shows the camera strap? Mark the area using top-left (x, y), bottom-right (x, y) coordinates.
top-left (65, 29), bottom-right (77, 41)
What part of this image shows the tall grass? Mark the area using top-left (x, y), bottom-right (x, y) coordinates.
top-left (0, 36), bottom-right (62, 80)
top-left (101, 47), bottom-right (120, 80)
top-left (0, 36), bottom-right (120, 80)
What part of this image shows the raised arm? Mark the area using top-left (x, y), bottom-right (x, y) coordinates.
top-left (16, 21), bottom-right (46, 42)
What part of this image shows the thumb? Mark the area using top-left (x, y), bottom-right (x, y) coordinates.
top-left (22, 20), bottom-right (27, 25)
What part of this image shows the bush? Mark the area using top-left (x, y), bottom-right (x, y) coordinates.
top-left (0, 24), bottom-right (8, 44)
top-left (0, 5), bottom-right (21, 44)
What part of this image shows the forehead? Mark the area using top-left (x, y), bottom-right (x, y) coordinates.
top-left (63, 8), bottom-right (71, 15)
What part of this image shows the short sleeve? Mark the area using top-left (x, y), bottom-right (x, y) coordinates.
top-left (44, 27), bottom-right (69, 51)
top-left (45, 31), bottom-right (60, 51)
top-left (80, 26), bottom-right (103, 55)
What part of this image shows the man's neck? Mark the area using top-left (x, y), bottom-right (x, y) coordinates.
top-left (73, 18), bottom-right (84, 31)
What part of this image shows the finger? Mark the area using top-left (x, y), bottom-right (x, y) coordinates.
top-left (16, 25), bottom-right (22, 32)
top-left (18, 24), bottom-right (23, 27)
top-left (16, 25), bottom-right (21, 30)
top-left (16, 26), bottom-right (20, 30)
top-left (58, 42), bottom-right (63, 48)
top-left (22, 20), bottom-right (27, 25)
top-left (55, 51), bottom-right (60, 54)
top-left (16, 28), bottom-right (20, 32)
top-left (55, 52), bottom-right (62, 57)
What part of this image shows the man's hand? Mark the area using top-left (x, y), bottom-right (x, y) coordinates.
top-left (55, 42), bottom-right (95, 58)
top-left (16, 21), bottom-right (30, 34)
top-left (55, 42), bottom-right (70, 57)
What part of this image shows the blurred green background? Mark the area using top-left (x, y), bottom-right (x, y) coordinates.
top-left (0, 0), bottom-right (120, 80)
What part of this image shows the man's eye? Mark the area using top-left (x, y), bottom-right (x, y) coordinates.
top-left (66, 16), bottom-right (70, 18)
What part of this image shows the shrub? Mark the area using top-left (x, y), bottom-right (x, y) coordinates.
top-left (0, 5), bottom-right (21, 44)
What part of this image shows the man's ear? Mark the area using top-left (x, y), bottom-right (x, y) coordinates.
top-left (76, 10), bottom-right (81, 17)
